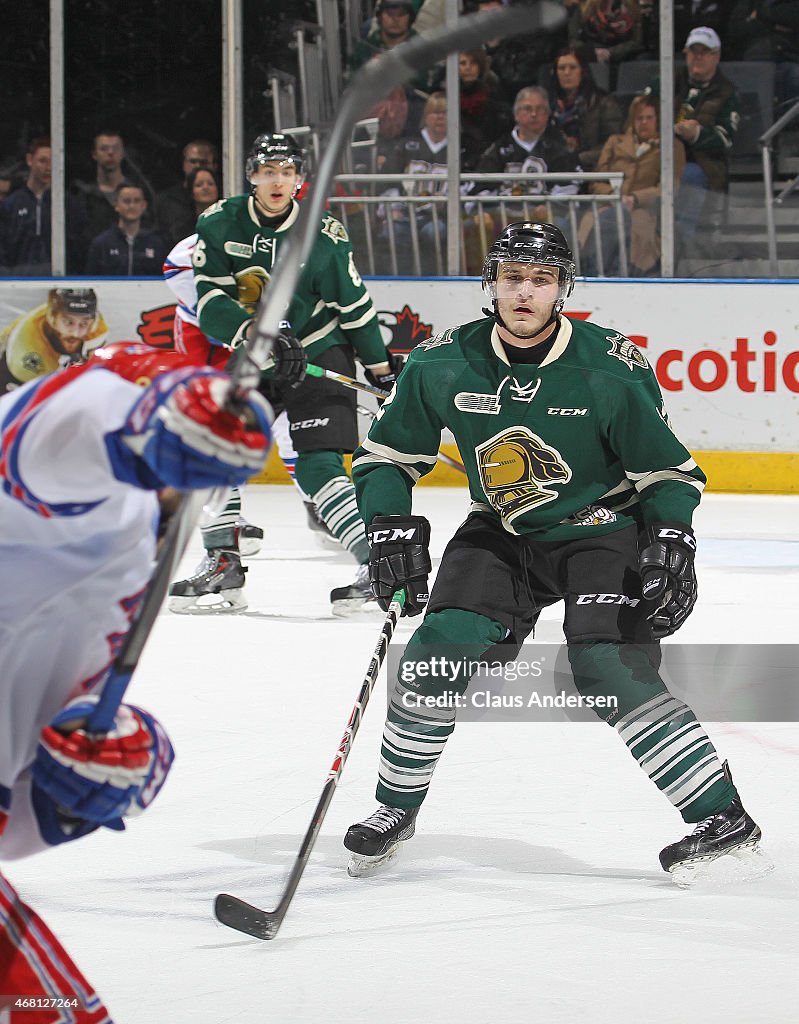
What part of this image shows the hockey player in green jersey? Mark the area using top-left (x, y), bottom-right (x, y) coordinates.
top-left (168, 133), bottom-right (398, 615)
top-left (344, 221), bottom-right (764, 882)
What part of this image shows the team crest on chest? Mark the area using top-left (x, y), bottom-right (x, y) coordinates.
top-left (606, 333), bottom-right (648, 371)
top-left (454, 375), bottom-right (541, 415)
top-left (321, 215), bottom-right (349, 244)
top-left (235, 267), bottom-right (271, 315)
top-left (476, 425), bottom-right (572, 521)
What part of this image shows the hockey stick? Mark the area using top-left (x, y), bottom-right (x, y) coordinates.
top-left (214, 588), bottom-right (405, 940)
top-left (340, 372), bottom-right (471, 475)
top-left (85, 490), bottom-right (210, 732)
top-left (308, 363), bottom-right (468, 475)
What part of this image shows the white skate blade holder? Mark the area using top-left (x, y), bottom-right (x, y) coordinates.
top-left (347, 844), bottom-right (402, 878)
top-left (668, 843), bottom-right (774, 890)
top-left (332, 598), bottom-right (385, 619)
top-left (167, 588), bottom-right (247, 615)
top-left (239, 535), bottom-right (262, 558)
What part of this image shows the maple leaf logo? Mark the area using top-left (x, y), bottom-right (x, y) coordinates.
top-left (377, 304), bottom-right (433, 354)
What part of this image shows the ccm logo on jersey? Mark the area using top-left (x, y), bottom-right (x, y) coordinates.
top-left (547, 407), bottom-right (588, 416)
top-left (576, 593), bottom-right (641, 607)
top-left (371, 527), bottom-right (417, 543)
top-left (291, 417), bottom-right (330, 430)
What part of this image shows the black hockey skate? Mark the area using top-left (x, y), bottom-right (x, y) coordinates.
top-left (344, 805), bottom-right (419, 877)
top-left (304, 500), bottom-right (339, 550)
top-left (330, 563), bottom-right (380, 617)
top-left (237, 518), bottom-right (264, 557)
top-left (167, 549), bottom-right (247, 614)
top-left (659, 768), bottom-right (765, 886)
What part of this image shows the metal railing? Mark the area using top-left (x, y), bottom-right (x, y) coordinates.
top-left (761, 98), bottom-right (799, 274)
top-left (328, 172), bottom-right (627, 277)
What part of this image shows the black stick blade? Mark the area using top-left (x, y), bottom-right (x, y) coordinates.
top-left (214, 894), bottom-right (281, 941)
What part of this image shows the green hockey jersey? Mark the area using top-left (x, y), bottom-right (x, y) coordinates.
top-left (192, 195), bottom-right (387, 368)
top-left (353, 315), bottom-right (706, 541)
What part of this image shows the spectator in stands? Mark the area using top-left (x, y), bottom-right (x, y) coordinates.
top-left (567, 0), bottom-right (643, 79)
top-left (547, 44), bottom-right (623, 170)
top-left (355, 86), bottom-right (412, 175)
top-left (643, 26), bottom-right (740, 246)
top-left (186, 166), bottom-right (222, 220)
top-left (378, 91), bottom-right (452, 274)
top-left (458, 48), bottom-right (512, 170)
top-left (578, 95), bottom-right (686, 275)
top-left (471, 85), bottom-right (581, 220)
top-left (464, 85), bottom-right (581, 271)
top-left (467, 0), bottom-right (567, 105)
top-left (71, 130), bottom-right (154, 244)
top-left (0, 137), bottom-right (86, 275)
top-left (0, 170), bottom-right (13, 203)
top-left (350, 0), bottom-right (434, 99)
top-left (728, 1), bottom-right (799, 106)
top-left (155, 139), bottom-right (220, 252)
top-left (85, 182), bottom-right (165, 276)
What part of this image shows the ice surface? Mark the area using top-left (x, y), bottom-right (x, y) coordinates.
top-left (7, 489), bottom-right (799, 1024)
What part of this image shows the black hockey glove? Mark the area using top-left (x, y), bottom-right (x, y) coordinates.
top-left (367, 514), bottom-right (431, 616)
top-left (638, 522), bottom-right (698, 639)
top-left (271, 320), bottom-right (307, 389)
top-left (364, 351), bottom-right (404, 396)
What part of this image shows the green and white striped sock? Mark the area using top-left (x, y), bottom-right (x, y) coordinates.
top-left (615, 692), bottom-right (735, 822)
top-left (200, 486), bottom-right (241, 551)
top-left (312, 476), bottom-right (369, 563)
top-left (375, 676), bottom-right (456, 809)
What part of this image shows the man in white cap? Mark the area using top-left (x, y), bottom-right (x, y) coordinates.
top-left (643, 26), bottom-right (740, 249)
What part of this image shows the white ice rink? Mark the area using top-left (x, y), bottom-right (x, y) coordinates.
top-left (8, 487), bottom-right (799, 1024)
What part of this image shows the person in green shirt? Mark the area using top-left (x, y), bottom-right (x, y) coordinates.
top-left (168, 133), bottom-right (398, 616)
top-left (343, 221), bottom-right (763, 883)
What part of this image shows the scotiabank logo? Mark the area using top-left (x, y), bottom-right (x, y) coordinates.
top-left (566, 313), bottom-right (799, 393)
top-left (635, 332), bottom-right (799, 394)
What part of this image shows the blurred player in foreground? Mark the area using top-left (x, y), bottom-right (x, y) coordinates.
top-left (344, 221), bottom-right (765, 885)
top-left (0, 342), bottom-right (272, 1017)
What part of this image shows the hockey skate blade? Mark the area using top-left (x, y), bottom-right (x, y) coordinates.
top-left (167, 589), bottom-right (247, 615)
top-left (331, 598), bottom-right (384, 619)
top-left (668, 843), bottom-right (774, 889)
top-left (313, 532), bottom-right (342, 551)
top-left (214, 894), bottom-right (279, 940)
top-left (347, 844), bottom-right (401, 878)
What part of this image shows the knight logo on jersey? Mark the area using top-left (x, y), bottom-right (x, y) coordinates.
top-left (235, 267), bottom-right (271, 315)
top-left (476, 426), bottom-right (572, 521)
top-left (606, 333), bottom-right (648, 371)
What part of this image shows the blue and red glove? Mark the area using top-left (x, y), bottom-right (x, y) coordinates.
top-left (32, 696), bottom-right (175, 838)
top-left (112, 367), bottom-right (273, 490)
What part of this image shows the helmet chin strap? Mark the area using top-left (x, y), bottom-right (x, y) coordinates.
top-left (482, 301), bottom-right (560, 341)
